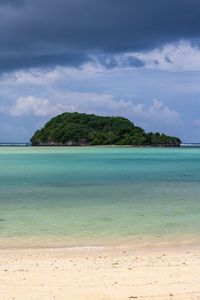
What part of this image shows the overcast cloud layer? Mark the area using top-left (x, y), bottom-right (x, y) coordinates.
top-left (1, 0), bottom-right (200, 71)
top-left (0, 1), bottom-right (200, 142)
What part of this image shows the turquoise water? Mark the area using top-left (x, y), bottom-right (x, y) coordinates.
top-left (0, 146), bottom-right (200, 248)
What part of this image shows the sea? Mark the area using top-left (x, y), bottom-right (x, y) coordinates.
top-left (0, 145), bottom-right (200, 248)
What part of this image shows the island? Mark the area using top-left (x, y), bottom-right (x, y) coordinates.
top-left (30, 112), bottom-right (181, 146)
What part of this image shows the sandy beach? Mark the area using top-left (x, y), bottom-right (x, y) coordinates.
top-left (1, 246), bottom-right (200, 300)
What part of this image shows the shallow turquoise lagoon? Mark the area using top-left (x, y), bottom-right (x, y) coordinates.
top-left (0, 146), bottom-right (200, 248)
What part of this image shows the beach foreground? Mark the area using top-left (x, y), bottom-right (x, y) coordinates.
top-left (1, 247), bottom-right (200, 300)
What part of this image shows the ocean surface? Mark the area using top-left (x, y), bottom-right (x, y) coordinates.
top-left (0, 146), bottom-right (200, 248)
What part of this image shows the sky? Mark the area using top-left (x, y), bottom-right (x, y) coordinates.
top-left (1, 0), bottom-right (200, 142)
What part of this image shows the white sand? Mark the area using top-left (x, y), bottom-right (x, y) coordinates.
top-left (1, 246), bottom-right (200, 300)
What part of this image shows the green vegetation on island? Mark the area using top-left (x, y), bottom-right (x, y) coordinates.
top-left (30, 112), bottom-right (181, 146)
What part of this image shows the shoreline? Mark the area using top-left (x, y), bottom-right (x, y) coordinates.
top-left (1, 239), bottom-right (200, 252)
top-left (1, 245), bottom-right (200, 300)
top-left (1, 242), bottom-right (200, 254)
top-left (1, 233), bottom-right (200, 251)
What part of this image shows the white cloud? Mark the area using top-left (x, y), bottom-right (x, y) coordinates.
top-left (0, 96), bottom-right (67, 116)
top-left (0, 93), bottom-right (182, 127)
top-left (131, 41), bottom-right (200, 71)
top-left (83, 40), bottom-right (200, 72)
top-left (131, 99), bottom-right (182, 124)
top-left (0, 67), bottom-right (72, 86)
top-left (0, 63), bottom-right (104, 87)
top-left (0, 93), bottom-right (133, 117)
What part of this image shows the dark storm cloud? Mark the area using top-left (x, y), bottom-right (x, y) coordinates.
top-left (0, 53), bottom-right (90, 72)
top-left (123, 57), bottom-right (145, 68)
top-left (97, 55), bottom-right (145, 69)
top-left (0, 0), bottom-right (25, 6)
top-left (1, 0), bottom-right (200, 71)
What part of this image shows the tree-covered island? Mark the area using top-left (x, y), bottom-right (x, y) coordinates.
top-left (30, 112), bottom-right (181, 147)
